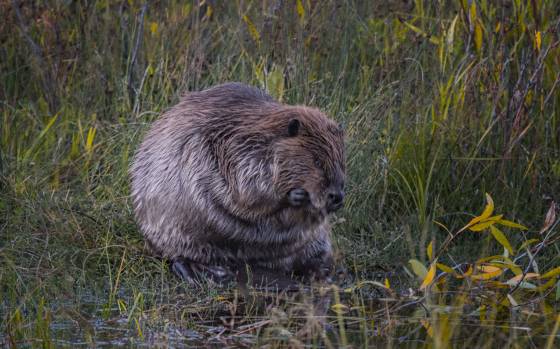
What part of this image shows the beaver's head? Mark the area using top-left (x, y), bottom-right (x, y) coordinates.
top-left (269, 107), bottom-right (345, 217)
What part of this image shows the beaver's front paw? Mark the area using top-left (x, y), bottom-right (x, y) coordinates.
top-left (288, 188), bottom-right (309, 207)
top-left (293, 255), bottom-right (334, 283)
top-left (312, 259), bottom-right (334, 283)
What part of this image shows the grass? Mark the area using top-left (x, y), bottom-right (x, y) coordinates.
top-left (1, 0), bottom-right (560, 347)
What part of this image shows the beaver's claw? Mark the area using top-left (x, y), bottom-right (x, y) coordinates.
top-left (288, 188), bottom-right (309, 207)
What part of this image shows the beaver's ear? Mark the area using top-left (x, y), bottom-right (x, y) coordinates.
top-left (287, 119), bottom-right (300, 137)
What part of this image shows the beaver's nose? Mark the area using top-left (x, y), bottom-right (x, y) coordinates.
top-left (327, 190), bottom-right (345, 213)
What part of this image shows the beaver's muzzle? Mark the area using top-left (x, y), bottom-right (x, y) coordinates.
top-left (326, 190), bottom-right (344, 213)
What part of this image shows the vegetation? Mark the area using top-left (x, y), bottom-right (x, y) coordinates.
top-left (1, 0), bottom-right (559, 347)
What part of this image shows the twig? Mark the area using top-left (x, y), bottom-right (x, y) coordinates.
top-left (512, 218), bottom-right (560, 265)
top-left (127, 3), bottom-right (148, 106)
top-left (506, 36), bottom-right (560, 154)
top-left (434, 224), bottom-right (471, 260)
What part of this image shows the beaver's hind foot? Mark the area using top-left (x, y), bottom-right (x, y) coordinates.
top-left (171, 258), bottom-right (234, 285)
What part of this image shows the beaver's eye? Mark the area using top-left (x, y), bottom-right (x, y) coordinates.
top-left (314, 158), bottom-right (322, 168)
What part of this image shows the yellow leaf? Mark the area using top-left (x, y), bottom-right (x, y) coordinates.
top-left (427, 241), bottom-right (433, 261)
top-left (409, 259), bottom-right (428, 279)
top-left (253, 60), bottom-right (265, 85)
top-left (86, 127), bottom-right (96, 153)
top-left (469, 2), bottom-right (477, 24)
top-left (402, 21), bottom-right (440, 45)
top-left (466, 193), bottom-right (494, 227)
top-left (480, 192), bottom-right (494, 219)
top-left (469, 215), bottom-right (503, 232)
top-left (331, 303), bottom-right (349, 314)
top-left (420, 262), bottom-right (436, 290)
top-left (150, 22), bottom-right (158, 35)
top-left (535, 277), bottom-right (558, 292)
top-left (489, 225), bottom-right (514, 255)
top-left (421, 319), bottom-right (433, 338)
top-left (461, 265), bottom-right (474, 278)
top-left (117, 299), bottom-right (127, 313)
top-left (474, 21), bottom-right (483, 53)
top-left (498, 261), bottom-right (522, 275)
top-left (507, 273), bottom-right (540, 284)
top-left (541, 266), bottom-right (560, 279)
top-left (479, 305), bottom-right (486, 321)
top-left (135, 318), bottom-right (143, 339)
top-left (296, 0), bottom-right (305, 23)
top-left (429, 36), bottom-right (441, 45)
top-left (478, 265), bottom-right (502, 273)
top-left (497, 219), bottom-right (528, 230)
top-left (437, 263), bottom-right (456, 275)
top-left (535, 31), bottom-right (542, 51)
top-left (23, 113), bottom-right (59, 160)
top-left (495, 21), bottom-right (501, 33)
top-left (476, 255), bottom-right (506, 263)
top-left (403, 21), bottom-right (425, 36)
top-left (242, 15), bottom-right (260, 45)
top-left (470, 268), bottom-right (503, 280)
top-left (474, 256), bottom-right (521, 274)
top-left (384, 278), bottom-right (390, 289)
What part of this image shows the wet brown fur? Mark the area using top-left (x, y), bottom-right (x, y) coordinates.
top-left (130, 82), bottom-right (345, 280)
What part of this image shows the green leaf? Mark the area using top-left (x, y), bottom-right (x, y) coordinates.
top-left (402, 21), bottom-right (440, 45)
top-left (489, 225), bottom-right (514, 255)
top-left (266, 65), bottom-right (284, 102)
top-left (437, 263), bottom-right (455, 275)
top-left (331, 303), bottom-right (349, 314)
top-left (510, 281), bottom-right (537, 290)
top-left (446, 15), bottom-right (458, 49)
top-left (497, 219), bottom-right (528, 230)
top-left (23, 113), bottom-right (59, 160)
top-left (409, 259), bottom-right (428, 279)
top-left (541, 266), bottom-right (560, 279)
top-left (518, 239), bottom-right (539, 251)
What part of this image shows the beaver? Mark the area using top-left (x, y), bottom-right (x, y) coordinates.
top-left (130, 82), bottom-right (345, 284)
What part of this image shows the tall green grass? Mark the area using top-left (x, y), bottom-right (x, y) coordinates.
top-left (1, 0), bottom-right (559, 347)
